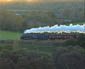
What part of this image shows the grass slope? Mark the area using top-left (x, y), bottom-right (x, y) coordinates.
top-left (0, 30), bottom-right (21, 40)
top-left (0, 30), bottom-right (64, 54)
top-left (0, 40), bottom-right (64, 55)
top-left (72, 22), bottom-right (85, 25)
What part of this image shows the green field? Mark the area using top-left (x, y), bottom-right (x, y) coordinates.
top-left (0, 39), bottom-right (64, 55)
top-left (0, 29), bottom-right (84, 55)
top-left (0, 30), bottom-right (65, 55)
top-left (72, 22), bottom-right (85, 25)
top-left (0, 30), bottom-right (21, 40)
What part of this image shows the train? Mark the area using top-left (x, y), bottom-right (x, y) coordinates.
top-left (20, 33), bottom-right (83, 40)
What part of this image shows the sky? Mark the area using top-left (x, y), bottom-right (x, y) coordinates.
top-left (0, 0), bottom-right (84, 3)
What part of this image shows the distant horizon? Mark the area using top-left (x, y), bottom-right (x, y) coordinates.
top-left (0, 0), bottom-right (84, 3)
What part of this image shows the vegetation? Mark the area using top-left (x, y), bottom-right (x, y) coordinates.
top-left (0, 37), bottom-right (85, 69)
top-left (0, 10), bottom-right (84, 32)
top-left (0, 31), bottom-right (21, 40)
top-left (0, 2), bottom-right (85, 69)
top-left (0, 2), bottom-right (85, 32)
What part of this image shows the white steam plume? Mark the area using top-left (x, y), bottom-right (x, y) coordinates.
top-left (24, 24), bottom-right (85, 33)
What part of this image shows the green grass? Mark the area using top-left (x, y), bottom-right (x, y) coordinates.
top-left (0, 40), bottom-right (64, 55)
top-left (72, 22), bottom-right (85, 25)
top-left (0, 30), bottom-right (21, 40)
top-left (0, 30), bottom-right (64, 54)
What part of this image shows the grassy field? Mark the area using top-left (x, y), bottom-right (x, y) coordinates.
top-left (0, 39), bottom-right (65, 55)
top-left (0, 30), bottom-right (21, 40)
top-left (0, 30), bottom-right (65, 54)
top-left (72, 22), bottom-right (85, 25)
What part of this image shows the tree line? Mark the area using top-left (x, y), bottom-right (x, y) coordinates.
top-left (0, 9), bottom-right (84, 32)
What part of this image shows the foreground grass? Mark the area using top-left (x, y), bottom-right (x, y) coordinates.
top-left (0, 30), bottom-right (64, 55)
top-left (0, 30), bottom-right (21, 40)
top-left (0, 40), bottom-right (65, 55)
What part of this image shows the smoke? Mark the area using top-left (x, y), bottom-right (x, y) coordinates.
top-left (24, 24), bottom-right (85, 33)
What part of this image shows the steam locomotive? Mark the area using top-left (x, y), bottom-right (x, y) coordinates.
top-left (20, 33), bottom-right (82, 40)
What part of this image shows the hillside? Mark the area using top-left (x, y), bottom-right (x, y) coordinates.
top-left (0, 2), bottom-right (84, 11)
top-left (0, 31), bottom-right (21, 40)
top-left (0, 2), bottom-right (84, 32)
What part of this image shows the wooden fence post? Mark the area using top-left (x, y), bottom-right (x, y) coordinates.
top-left (12, 40), bottom-right (19, 50)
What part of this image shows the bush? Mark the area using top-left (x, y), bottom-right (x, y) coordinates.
top-left (77, 34), bottom-right (85, 48)
top-left (0, 49), bottom-right (55, 69)
top-left (64, 39), bottom-right (77, 46)
top-left (53, 46), bottom-right (85, 69)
